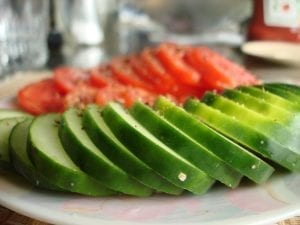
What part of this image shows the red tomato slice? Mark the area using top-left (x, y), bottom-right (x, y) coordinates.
top-left (155, 43), bottom-right (201, 86)
top-left (140, 48), bottom-right (189, 95)
top-left (129, 55), bottom-right (168, 93)
top-left (109, 58), bottom-right (156, 92)
top-left (64, 84), bottom-right (98, 109)
top-left (89, 66), bottom-right (111, 88)
top-left (18, 78), bottom-right (65, 115)
top-left (54, 66), bottom-right (90, 94)
top-left (185, 47), bottom-right (260, 90)
top-left (96, 83), bottom-right (157, 108)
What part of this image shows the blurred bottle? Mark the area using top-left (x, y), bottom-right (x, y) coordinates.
top-left (248, 0), bottom-right (300, 42)
top-left (54, 0), bottom-right (119, 68)
top-left (0, 0), bottom-right (49, 77)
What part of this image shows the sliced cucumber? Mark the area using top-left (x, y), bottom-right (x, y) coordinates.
top-left (202, 92), bottom-right (300, 156)
top-left (263, 83), bottom-right (300, 96)
top-left (222, 89), bottom-right (297, 126)
top-left (184, 99), bottom-right (300, 172)
top-left (0, 117), bottom-right (28, 168)
top-left (238, 86), bottom-right (300, 112)
top-left (154, 97), bottom-right (274, 184)
top-left (83, 105), bottom-right (183, 195)
top-left (28, 113), bottom-right (115, 196)
top-left (258, 84), bottom-right (300, 106)
top-left (102, 102), bottom-right (215, 195)
top-left (59, 108), bottom-right (153, 196)
top-left (131, 101), bottom-right (242, 188)
top-left (9, 119), bottom-right (61, 190)
top-left (0, 109), bottom-right (29, 120)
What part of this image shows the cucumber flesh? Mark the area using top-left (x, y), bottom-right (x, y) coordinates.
top-left (203, 92), bottom-right (300, 156)
top-left (28, 114), bottom-right (115, 196)
top-left (0, 109), bottom-right (29, 120)
top-left (102, 102), bottom-right (215, 195)
top-left (83, 105), bottom-right (183, 195)
top-left (59, 108), bottom-right (153, 196)
top-left (184, 99), bottom-right (300, 172)
top-left (0, 117), bottom-right (28, 168)
top-left (131, 101), bottom-right (242, 188)
top-left (154, 97), bottom-right (274, 184)
top-left (9, 119), bottom-right (62, 190)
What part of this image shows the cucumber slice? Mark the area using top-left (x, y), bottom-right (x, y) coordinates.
top-left (154, 97), bottom-right (274, 184)
top-left (9, 119), bottom-right (61, 190)
top-left (28, 114), bottom-right (115, 196)
top-left (184, 99), bottom-right (300, 172)
top-left (102, 102), bottom-right (215, 195)
top-left (83, 105), bottom-right (183, 195)
top-left (59, 108), bottom-right (153, 196)
top-left (222, 89), bottom-right (299, 129)
top-left (0, 117), bottom-right (28, 168)
top-left (238, 86), bottom-right (300, 112)
top-left (263, 83), bottom-right (300, 96)
top-left (131, 101), bottom-right (242, 188)
top-left (202, 92), bottom-right (300, 156)
top-left (258, 84), bottom-right (300, 106)
top-left (0, 109), bottom-right (29, 120)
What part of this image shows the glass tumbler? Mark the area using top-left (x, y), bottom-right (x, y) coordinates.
top-left (0, 0), bottom-right (49, 77)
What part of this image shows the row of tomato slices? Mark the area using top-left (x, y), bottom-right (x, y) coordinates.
top-left (18, 43), bottom-right (259, 115)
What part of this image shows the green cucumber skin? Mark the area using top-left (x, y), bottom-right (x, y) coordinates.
top-left (83, 105), bottom-right (183, 195)
top-left (238, 86), bottom-right (300, 112)
top-left (59, 108), bottom-right (153, 197)
top-left (131, 101), bottom-right (242, 188)
top-left (203, 92), bottom-right (300, 156)
top-left (102, 102), bottom-right (215, 195)
top-left (9, 119), bottom-right (62, 190)
top-left (28, 114), bottom-right (115, 196)
top-left (154, 97), bottom-right (274, 184)
top-left (263, 83), bottom-right (300, 96)
top-left (0, 117), bottom-right (28, 168)
top-left (184, 99), bottom-right (300, 172)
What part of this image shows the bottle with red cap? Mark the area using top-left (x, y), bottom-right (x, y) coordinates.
top-left (248, 0), bottom-right (300, 42)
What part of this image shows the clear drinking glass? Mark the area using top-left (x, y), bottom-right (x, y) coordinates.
top-left (0, 0), bottom-right (49, 77)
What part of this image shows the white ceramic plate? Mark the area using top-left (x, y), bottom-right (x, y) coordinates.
top-left (0, 170), bottom-right (299, 225)
top-left (0, 73), bottom-right (299, 225)
top-left (241, 41), bottom-right (300, 66)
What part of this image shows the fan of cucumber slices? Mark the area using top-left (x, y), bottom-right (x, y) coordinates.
top-left (1, 83), bottom-right (300, 197)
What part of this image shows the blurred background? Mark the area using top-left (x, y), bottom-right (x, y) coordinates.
top-left (1, 0), bottom-right (300, 77)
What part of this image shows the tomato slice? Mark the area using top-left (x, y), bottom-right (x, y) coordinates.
top-left (96, 81), bottom-right (157, 108)
top-left (54, 66), bottom-right (90, 94)
top-left (155, 43), bottom-right (201, 86)
top-left (109, 58), bottom-right (156, 92)
top-left (64, 84), bottom-right (98, 109)
top-left (185, 47), bottom-right (260, 90)
top-left (18, 78), bottom-right (65, 115)
top-left (129, 55), bottom-right (169, 93)
top-left (89, 66), bottom-right (111, 88)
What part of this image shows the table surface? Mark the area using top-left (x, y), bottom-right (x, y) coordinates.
top-left (0, 47), bottom-right (300, 225)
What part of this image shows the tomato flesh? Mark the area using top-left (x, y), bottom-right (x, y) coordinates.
top-left (110, 58), bottom-right (156, 92)
top-left (54, 66), bottom-right (89, 94)
top-left (18, 79), bottom-right (64, 115)
top-left (185, 47), bottom-right (259, 90)
top-left (155, 44), bottom-right (201, 86)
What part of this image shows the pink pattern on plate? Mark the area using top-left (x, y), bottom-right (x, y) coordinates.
top-left (62, 195), bottom-right (201, 221)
